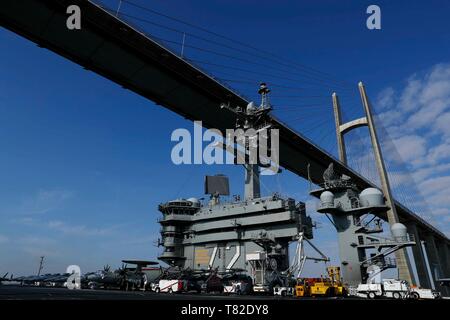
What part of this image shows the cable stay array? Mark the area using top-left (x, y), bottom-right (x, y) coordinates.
top-left (335, 103), bottom-right (437, 225)
top-left (91, 0), bottom-right (361, 150)
top-left (372, 112), bottom-right (437, 226)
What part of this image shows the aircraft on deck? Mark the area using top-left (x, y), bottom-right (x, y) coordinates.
top-left (83, 260), bottom-right (161, 291)
top-left (0, 272), bottom-right (13, 285)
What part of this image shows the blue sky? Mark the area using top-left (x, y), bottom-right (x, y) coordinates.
top-left (1, 0), bottom-right (450, 278)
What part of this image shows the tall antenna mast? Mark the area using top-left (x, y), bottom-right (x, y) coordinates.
top-left (258, 82), bottom-right (271, 109)
top-left (220, 83), bottom-right (273, 200)
top-left (37, 256), bottom-right (45, 276)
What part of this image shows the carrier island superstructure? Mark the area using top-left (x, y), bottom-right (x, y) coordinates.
top-left (157, 181), bottom-right (313, 290)
top-left (157, 84), bottom-right (314, 290)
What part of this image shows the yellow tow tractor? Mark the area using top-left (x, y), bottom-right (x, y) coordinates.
top-left (295, 266), bottom-right (347, 297)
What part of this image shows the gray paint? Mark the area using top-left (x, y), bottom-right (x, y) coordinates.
top-left (312, 172), bottom-right (416, 287)
top-left (158, 194), bottom-right (312, 282)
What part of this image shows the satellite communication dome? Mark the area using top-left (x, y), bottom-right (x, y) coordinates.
top-left (320, 191), bottom-right (334, 207)
top-left (359, 188), bottom-right (384, 207)
top-left (391, 223), bottom-right (408, 241)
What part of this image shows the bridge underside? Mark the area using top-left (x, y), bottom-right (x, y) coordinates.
top-left (1, 0), bottom-right (448, 259)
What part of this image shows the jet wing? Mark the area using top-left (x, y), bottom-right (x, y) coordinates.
top-left (121, 260), bottom-right (159, 267)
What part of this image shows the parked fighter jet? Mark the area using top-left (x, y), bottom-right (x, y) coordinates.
top-left (0, 273), bottom-right (13, 285)
top-left (82, 260), bottom-right (160, 291)
top-left (14, 273), bottom-right (54, 286)
top-left (44, 273), bottom-right (71, 287)
top-left (82, 265), bottom-right (124, 290)
top-left (121, 260), bottom-right (161, 291)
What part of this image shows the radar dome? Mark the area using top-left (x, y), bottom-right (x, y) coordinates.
top-left (246, 101), bottom-right (257, 113)
top-left (391, 223), bottom-right (407, 241)
top-left (187, 197), bottom-right (201, 207)
top-left (320, 191), bottom-right (334, 207)
top-left (360, 188), bottom-right (384, 207)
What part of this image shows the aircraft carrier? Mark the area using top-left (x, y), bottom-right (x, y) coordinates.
top-left (157, 174), bottom-right (313, 291)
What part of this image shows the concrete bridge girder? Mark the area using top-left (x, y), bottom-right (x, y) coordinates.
top-left (406, 223), bottom-right (431, 288)
top-left (424, 234), bottom-right (449, 295)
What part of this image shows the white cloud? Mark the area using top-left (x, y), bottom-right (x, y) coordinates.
top-left (413, 163), bottom-right (450, 181)
top-left (376, 87), bottom-right (395, 110)
top-left (405, 65), bottom-right (450, 132)
top-left (406, 99), bottom-right (448, 130)
top-left (17, 236), bottom-right (61, 258)
top-left (47, 220), bottom-right (115, 237)
top-left (434, 112), bottom-right (450, 138)
top-left (14, 217), bottom-right (118, 237)
top-left (19, 189), bottom-right (73, 215)
top-left (378, 64), bottom-right (450, 138)
top-left (397, 76), bottom-right (422, 112)
top-left (376, 109), bottom-right (403, 128)
top-left (373, 63), bottom-right (450, 236)
top-left (418, 174), bottom-right (450, 195)
top-left (427, 142), bottom-right (450, 165)
top-left (391, 135), bottom-right (427, 163)
top-left (431, 208), bottom-right (450, 216)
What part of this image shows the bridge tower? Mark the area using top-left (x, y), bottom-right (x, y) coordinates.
top-left (37, 256), bottom-right (44, 276)
top-left (331, 82), bottom-right (416, 285)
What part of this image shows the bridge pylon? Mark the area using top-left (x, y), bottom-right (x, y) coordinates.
top-left (330, 82), bottom-right (416, 286)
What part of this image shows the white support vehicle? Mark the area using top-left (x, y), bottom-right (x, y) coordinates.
top-left (155, 279), bottom-right (186, 293)
top-left (382, 279), bottom-right (410, 299)
top-left (355, 283), bottom-right (384, 299)
top-left (246, 252), bottom-right (272, 294)
top-left (410, 287), bottom-right (441, 300)
top-left (356, 279), bottom-right (440, 300)
top-left (273, 286), bottom-right (295, 297)
top-left (356, 279), bottom-right (409, 299)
